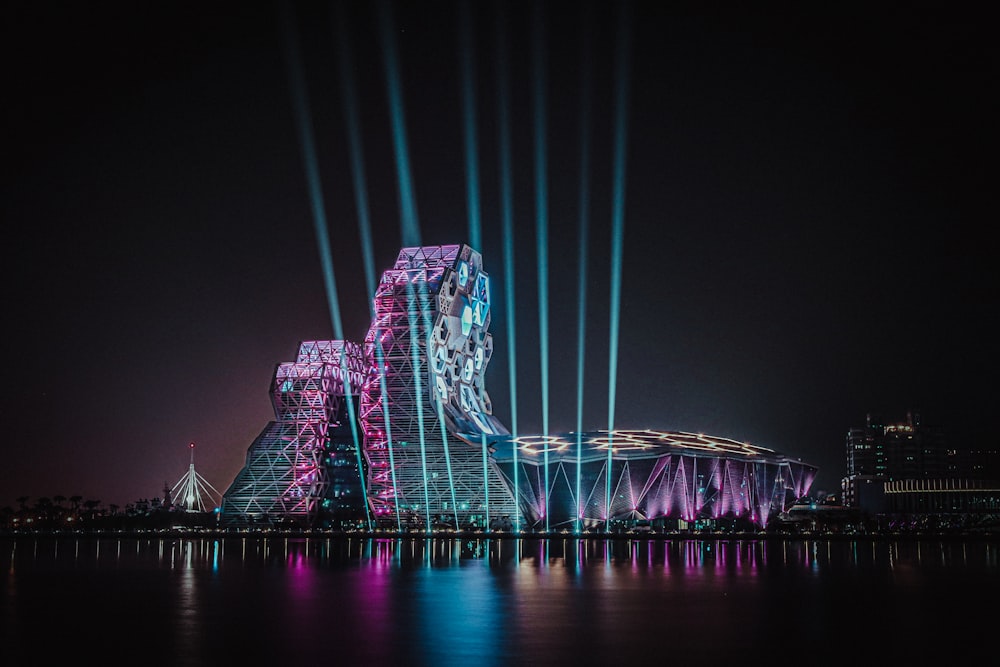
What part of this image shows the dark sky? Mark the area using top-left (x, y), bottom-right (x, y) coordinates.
top-left (3, 1), bottom-right (995, 510)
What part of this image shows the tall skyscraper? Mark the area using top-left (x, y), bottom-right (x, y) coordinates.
top-left (846, 411), bottom-right (947, 481)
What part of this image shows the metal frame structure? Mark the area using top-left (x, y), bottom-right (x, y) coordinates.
top-left (359, 245), bottom-right (517, 531)
top-left (221, 341), bottom-right (367, 525)
top-left (221, 244), bottom-right (817, 531)
top-left (490, 430), bottom-right (817, 531)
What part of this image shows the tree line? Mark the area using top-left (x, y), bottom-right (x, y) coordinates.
top-left (1, 493), bottom-right (215, 531)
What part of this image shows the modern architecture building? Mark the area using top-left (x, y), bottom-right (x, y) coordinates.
top-left (222, 244), bottom-right (817, 531)
top-left (221, 340), bottom-right (369, 526)
top-left (845, 411), bottom-right (948, 482)
top-left (358, 244), bottom-right (517, 530)
top-left (492, 430), bottom-right (816, 531)
top-left (842, 411), bottom-right (1000, 522)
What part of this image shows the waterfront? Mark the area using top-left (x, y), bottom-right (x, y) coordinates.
top-left (3, 536), bottom-right (998, 666)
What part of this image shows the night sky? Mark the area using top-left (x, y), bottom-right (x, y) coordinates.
top-left (3, 1), bottom-right (994, 510)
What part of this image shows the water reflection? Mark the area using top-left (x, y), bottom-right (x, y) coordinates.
top-left (3, 535), bottom-right (999, 571)
top-left (2, 536), bottom-right (997, 665)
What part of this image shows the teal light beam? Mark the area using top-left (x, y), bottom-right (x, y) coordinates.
top-left (495, 4), bottom-right (520, 534)
top-left (338, 347), bottom-right (370, 532)
top-left (481, 432), bottom-right (490, 532)
top-left (377, 0), bottom-right (421, 247)
top-left (529, 4), bottom-right (554, 533)
top-left (421, 291), bottom-right (460, 532)
top-left (532, 2), bottom-right (551, 533)
top-left (574, 1), bottom-right (595, 536)
top-left (376, 335), bottom-right (402, 533)
top-left (459, 2), bottom-right (489, 531)
top-left (435, 359), bottom-right (460, 529)
top-left (334, 3), bottom-right (378, 308)
top-left (332, 3), bottom-right (379, 531)
top-left (279, 3), bottom-right (370, 530)
top-left (279, 4), bottom-right (344, 340)
top-left (377, 0), bottom-right (433, 532)
top-left (459, 0), bottom-right (482, 252)
top-left (409, 289), bottom-right (432, 533)
top-left (606, 2), bottom-right (633, 532)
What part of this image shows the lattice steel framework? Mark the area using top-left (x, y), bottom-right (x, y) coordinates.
top-left (220, 245), bottom-right (819, 531)
top-left (359, 245), bottom-right (518, 530)
top-left (492, 429), bottom-right (818, 530)
top-left (221, 340), bottom-right (367, 525)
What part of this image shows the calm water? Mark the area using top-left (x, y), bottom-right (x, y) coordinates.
top-left (3, 535), bottom-right (998, 665)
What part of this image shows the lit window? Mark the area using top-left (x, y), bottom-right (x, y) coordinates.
top-left (461, 303), bottom-right (473, 335)
top-left (476, 273), bottom-right (489, 303)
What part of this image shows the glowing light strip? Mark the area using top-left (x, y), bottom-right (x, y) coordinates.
top-left (409, 287), bottom-right (432, 532)
top-left (375, 335), bottom-right (402, 533)
top-left (606, 1), bottom-right (633, 531)
top-left (532, 0), bottom-right (550, 534)
top-left (280, 5), bottom-right (345, 341)
top-left (281, 4), bottom-right (368, 527)
top-left (435, 399), bottom-right (460, 529)
top-left (460, 4), bottom-right (489, 531)
top-left (459, 1), bottom-right (482, 252)
top-left (483, 433), bottom-right (492, 531)
top-left (495, 6), bottom-right (520, 534)
top-left (378, 1), bottom-right (436, 532)
top-left (339, 351), bottom-right (371, 531)
top-left (574, 2), bottom-right (595, 535)
top-left (333, 4), bottom-right (378, 531)
top-left (335, 3), bottom-right (378, 306)
top-left (377, 0), bottom-right (420, 247)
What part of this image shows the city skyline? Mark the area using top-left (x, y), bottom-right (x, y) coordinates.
top-left (3, 1), bottom-right (993, 510)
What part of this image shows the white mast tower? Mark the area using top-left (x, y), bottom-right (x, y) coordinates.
top-left (171, 442), bottom-right (222, 512)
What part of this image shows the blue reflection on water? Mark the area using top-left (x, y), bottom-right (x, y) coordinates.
top-left (2, 536), bottom-right (998, 665)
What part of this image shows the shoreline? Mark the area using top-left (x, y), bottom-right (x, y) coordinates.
top-left (2, 528), bottom-right (997, 541)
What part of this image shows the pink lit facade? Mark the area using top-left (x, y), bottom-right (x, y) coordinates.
top-left (221, 245), bottom-right (817, 530)
top-left (221, 341), bottom-right (368, 525)
top-left (359, 245), bottom-right (517, 530)
top-left (491, 430), bottom-right (817, 531)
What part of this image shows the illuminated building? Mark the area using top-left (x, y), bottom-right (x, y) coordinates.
top-left (222, 244), bottom-right (817, 530)
top-left (842, 411), bottom-right (1000, 521)
top-left (358, 245), bottom-right (518, 530)
top-left (492, 430), bottom-right (816, 531)
top-left (221, 340), bottom-right (368, 526)
top-left (845, 411), bottom-right (948, 482)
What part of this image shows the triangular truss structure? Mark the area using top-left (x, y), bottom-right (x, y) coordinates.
top-left (360, 244), bottom-right (516, 531)
top-left (220, 341), bottom-right (368, 526)
top-left (492, 430), bottom-right (817, 530)
top-left (218, 244), bottom-right (819, 532)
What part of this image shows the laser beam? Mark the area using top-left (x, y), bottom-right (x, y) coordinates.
top-left (459, 0), bottom-right (482, 252)
top-left (334, 3), bottom-right (378, 307)
top-left (574, 1), bottom-right (595, 535)
top-left (280, 2), bottom-right (369, 529)
top-left (606, 1), bottom-right (633, 532)
top-left (495, 4), bottom-right (520, 534)
top-left (532, 0), bottom-right (551, 534)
